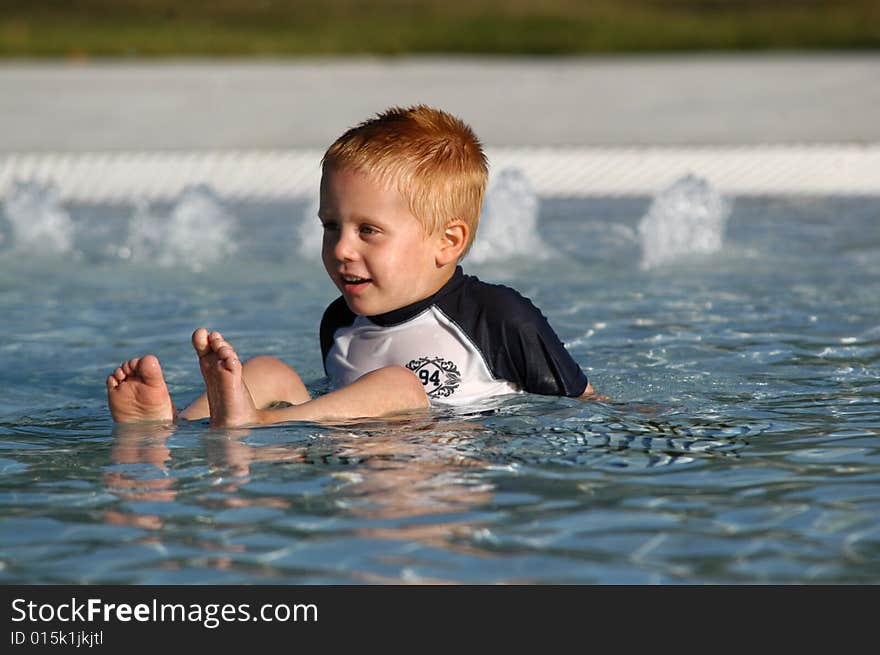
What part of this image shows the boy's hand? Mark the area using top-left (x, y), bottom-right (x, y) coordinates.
top-left (580, 382), bottom-right (611, 402)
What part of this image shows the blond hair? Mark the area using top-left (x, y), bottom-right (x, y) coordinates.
top-left (322, 105), bottom-right (488, 255)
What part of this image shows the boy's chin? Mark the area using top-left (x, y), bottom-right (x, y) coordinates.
top-left (342, 295), bottom-right (373, 316)
top-left (342, 294), bottom-right (402, 318)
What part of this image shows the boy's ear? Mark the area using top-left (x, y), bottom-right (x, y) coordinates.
top-left (436, 220), bottom-right (469, 266)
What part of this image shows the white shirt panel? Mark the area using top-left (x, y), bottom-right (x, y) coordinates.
top-left (325, 306), bottom-right (520, 406)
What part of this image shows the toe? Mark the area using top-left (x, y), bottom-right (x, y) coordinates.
top-left (210, 336), bottom-right (231, 354)
top-left (123, 357), bottom-right (141, 376)
top-left (216, 345), bottom-right (238, 362)
top-left (192, 328), bottom-right (211, 356)
top-left (136, 355), bottom-right (165, 387)
top-left (222, 354), bottom-right (241, 373)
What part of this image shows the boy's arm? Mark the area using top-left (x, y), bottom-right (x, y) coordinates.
top-left (485, 286), bottom-right (610, 401)
top-left (494, 290), bottom-right (590, 398)
top-left (254, 365), bottom-right (429, 425)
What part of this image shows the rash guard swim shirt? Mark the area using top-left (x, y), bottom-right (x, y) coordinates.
top-left (320, 266), bottom-right (588, 407)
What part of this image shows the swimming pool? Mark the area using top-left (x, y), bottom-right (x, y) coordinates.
top-left (1, 161), bottom-right (879, 584)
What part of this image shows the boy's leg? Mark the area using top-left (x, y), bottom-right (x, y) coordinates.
top-left (179, 328), bottom-right (311, 421)
top-left (107, 332), bottom-right (311, 424)
top-left (195, 330), bottom-right (428, 428)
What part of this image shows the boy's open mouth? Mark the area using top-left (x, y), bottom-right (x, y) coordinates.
top-left (340, 274), bottom-right (372, 291)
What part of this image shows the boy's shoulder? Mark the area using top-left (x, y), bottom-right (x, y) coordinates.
top-left (321, 294), bottom-right (356, 326)
top-left (442, 271), bottom-right (551, 329)
top-left (319, 295), bottom-right (356, 359)
top-left (443, 271), bottom-right (587, 397)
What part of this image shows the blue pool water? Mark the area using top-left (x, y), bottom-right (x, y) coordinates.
top-left (1, 175), bottom-right (879, 584)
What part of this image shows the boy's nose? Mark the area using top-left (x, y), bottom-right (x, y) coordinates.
top-left (331, 230), bottom-right (358, 262)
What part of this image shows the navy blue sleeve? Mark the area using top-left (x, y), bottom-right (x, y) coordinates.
top-left (319, 296), bottom-right (356, 374)
top-left (439, 279), bottom-right (589, 397)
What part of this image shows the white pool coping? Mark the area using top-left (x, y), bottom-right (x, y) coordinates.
top-left (1, 144), bottom-right (878, 202)
top-left (3, 57), bottom-right (878, 199)
top-left (3, 56), bottom-right (880, 150)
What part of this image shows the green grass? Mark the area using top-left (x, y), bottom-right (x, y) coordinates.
top-left (1, 1), bottom-right (879, 57)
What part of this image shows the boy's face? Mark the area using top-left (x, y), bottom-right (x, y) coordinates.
top-left (319, 166), bottom-right (450, 317)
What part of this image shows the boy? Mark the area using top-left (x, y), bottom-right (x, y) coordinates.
top-left (107, 105), bottom-right (598, 428)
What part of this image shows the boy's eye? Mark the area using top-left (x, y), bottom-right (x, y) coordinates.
top-left (359, 225), bottom-right (379, 236)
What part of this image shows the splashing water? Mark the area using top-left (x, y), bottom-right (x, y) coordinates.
top-left (120, 185), bottom-right (238, 272)
top-left (1, 180), bottom-right (75, 255)
top-left (295, 167), bottom-right (552, 264)
top-left (297, 195), bottom-right (322, 259)
top-left (468, 168), bottom-right (552, 264)
top-left (638, 174), bottom-right (731, 270)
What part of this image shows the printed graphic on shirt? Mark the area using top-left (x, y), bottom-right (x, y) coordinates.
top-left (406, 356), bottom-right (462, 399)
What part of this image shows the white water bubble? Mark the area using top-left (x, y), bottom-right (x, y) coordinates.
top-left (297, 195), bottom-right (323, 259)
top-left (467, 167), bottom-right (552, 264)
top-left (638, 174), bottom-right (731, 270)
top-left (1, 180), bottom-right (75, 255)
top-left (0, 206), bottom-right (11, 251)
top-left (124, 184), bottom-right (238, 271)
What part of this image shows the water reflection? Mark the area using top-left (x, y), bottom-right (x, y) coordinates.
top-left (102, 417), bottom-right (497, 581)
top-left (104, 425), bottom-right (177, 531)
top-left (319, 421), bottom-right (494, 561)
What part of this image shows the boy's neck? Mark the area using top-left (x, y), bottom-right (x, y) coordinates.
top-left (427, 261), bottom-right (459, 295)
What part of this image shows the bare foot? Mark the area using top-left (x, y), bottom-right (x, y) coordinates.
top-left (106, 355), bottom-right (177, 423)
top-left (192, 328), bottom-right (259, 428)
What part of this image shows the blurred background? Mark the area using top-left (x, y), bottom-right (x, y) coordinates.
top-left (2, 1), bottom-right (879, 57)
top-left (1, 1), bottom-right (879, 153)
top-left (0, 2), bottom-right (877, 200)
